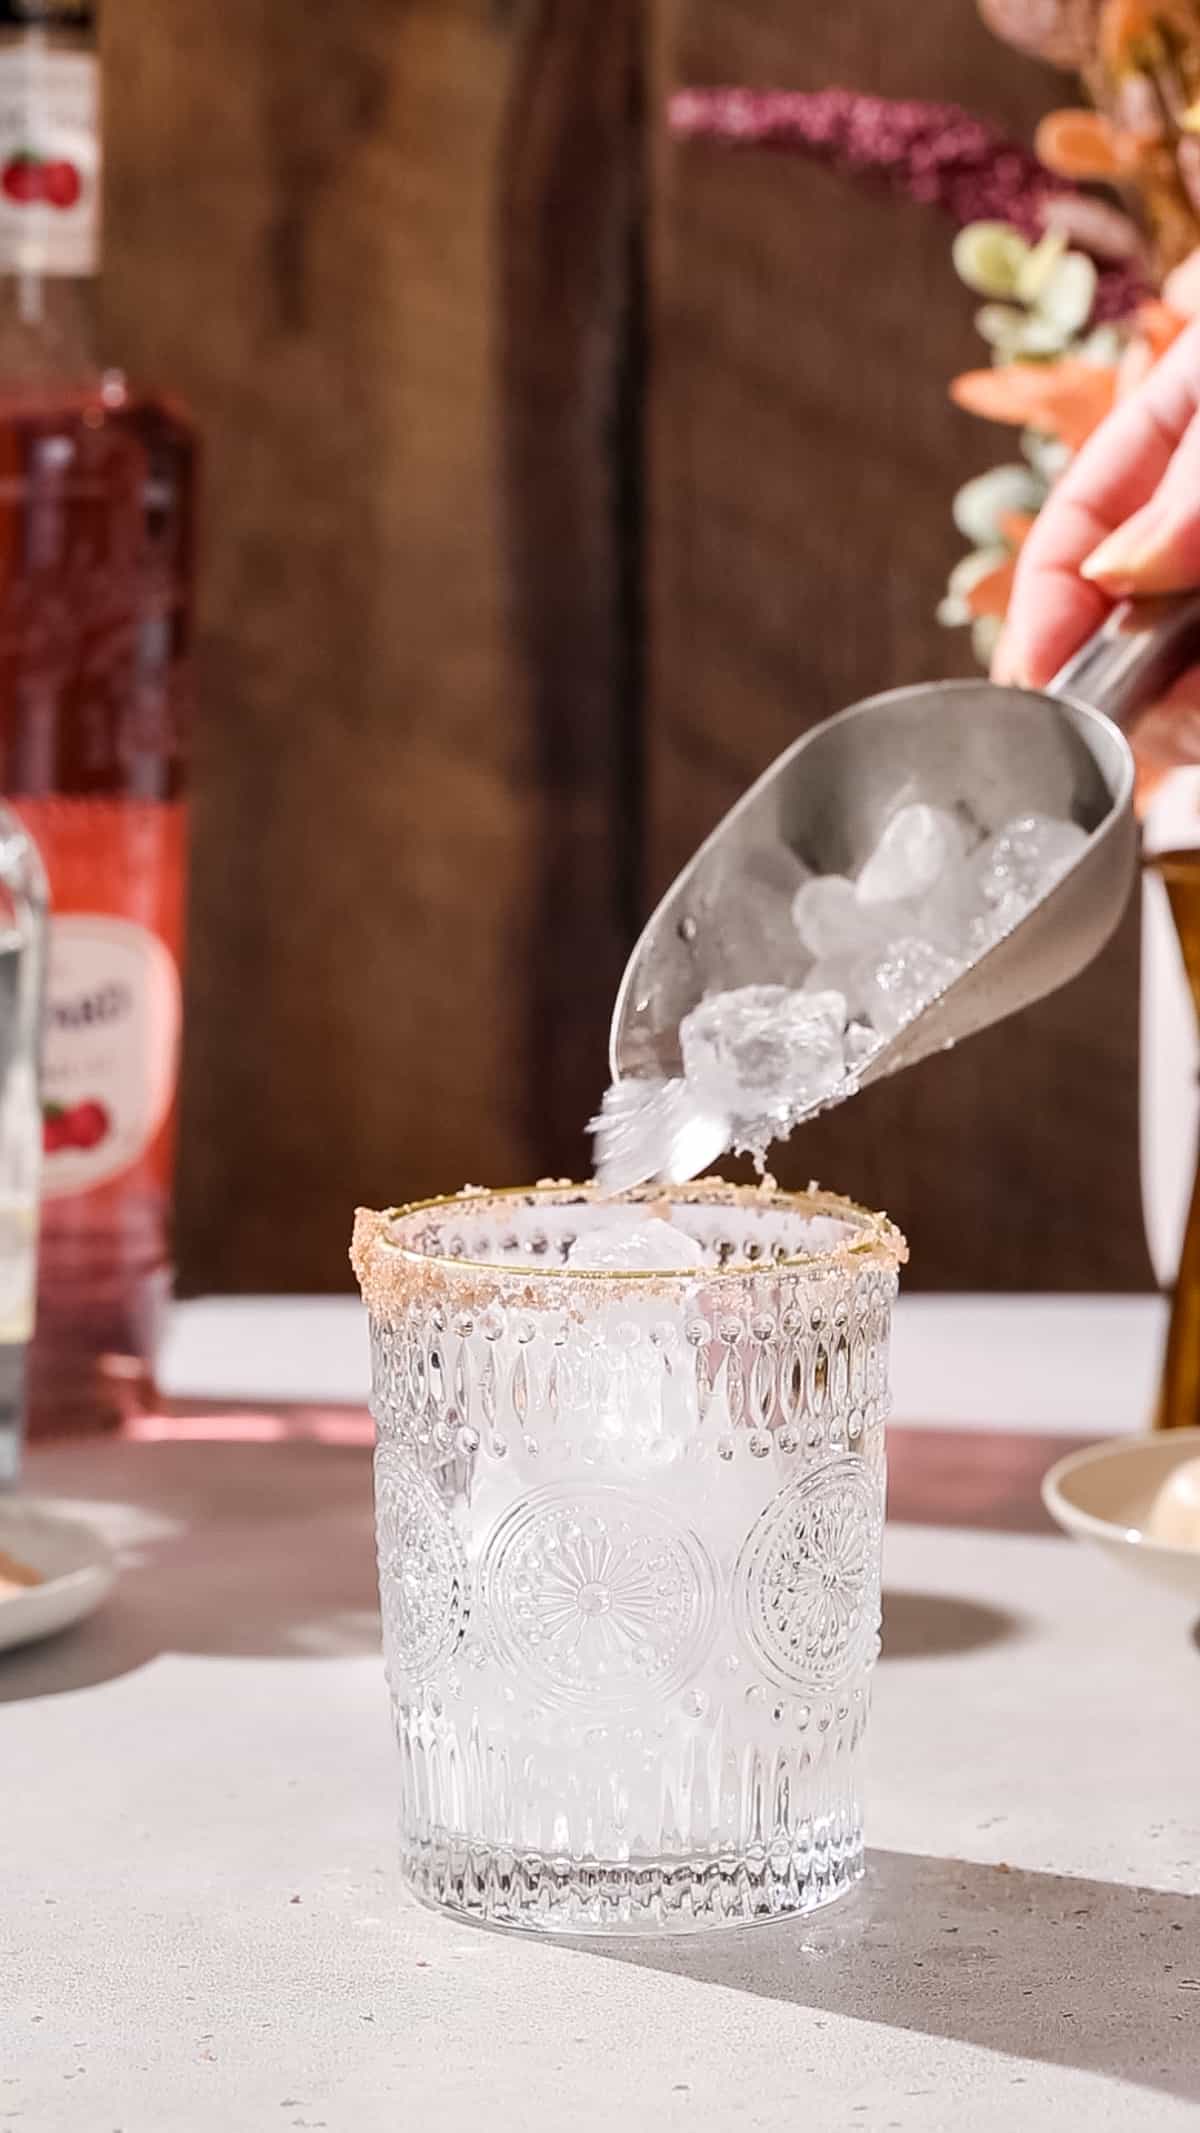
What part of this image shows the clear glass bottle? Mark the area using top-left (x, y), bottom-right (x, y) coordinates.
top-left (0, 0), bottom-right (196, 1437)
top-left (0, 797), bottom-right (45, 1481)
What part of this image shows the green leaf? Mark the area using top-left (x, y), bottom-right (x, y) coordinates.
top-left (1078, 323), bottom-right (1124, 367)
top-left (975, 301), bottom-right (1027, 351)
top-left (1021, 428), bottom-right (1072, 482)
top-left (1015, 229), bottom-right (1068, 304)
top-left (976, 305), bottom-right (1068, 358)
top-left (1034, 251), bottom-right (1097, 340)
top-left (952, 466), bottom-right (1045, 545)
top-left (1017, 315), bottom-right (1077, 356)
top-left (953, 222), bottom-right (1029, 298)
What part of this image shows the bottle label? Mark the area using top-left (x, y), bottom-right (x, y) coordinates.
top-left (0, 42), bottom-right (98, 275)
top-left (40, 914), bottom-right (180, 1199)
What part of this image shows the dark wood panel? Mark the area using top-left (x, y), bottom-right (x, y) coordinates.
top-left (90, 0), bottom-right (1156, 1294)
top-left (100, 0), bottom-right (544, 1289)
top-left (497, 0), bottom-right (645, 1174)
top-left (646, 0), bottom-right (1152, 1288)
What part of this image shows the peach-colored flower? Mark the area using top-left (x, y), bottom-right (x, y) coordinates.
top-left (1035, 106), bottom-right (1138, 177)
top-left (950, 358), bottom-right (1118, 447)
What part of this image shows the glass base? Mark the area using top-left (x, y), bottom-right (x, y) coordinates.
top-left (400, 1817), bottom-right (865, 1936)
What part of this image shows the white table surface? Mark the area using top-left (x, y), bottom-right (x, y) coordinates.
top-left (157, 1290), bottom-right (1170, 1436)
top-left (5, 1294), bottom-right (1199, 2133)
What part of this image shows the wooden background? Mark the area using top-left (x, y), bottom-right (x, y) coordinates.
top-left (97, 0), bottom-right (1153, 1293)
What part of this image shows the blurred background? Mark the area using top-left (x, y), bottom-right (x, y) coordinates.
top-left (97, 0), bottom-right (1149, 1296)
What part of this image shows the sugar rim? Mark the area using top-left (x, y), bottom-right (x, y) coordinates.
top-left (355, 1177), bottom-right (907, 1288)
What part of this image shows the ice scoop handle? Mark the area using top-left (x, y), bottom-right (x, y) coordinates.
top-left (1048, 591), bottom-right (1200, 726)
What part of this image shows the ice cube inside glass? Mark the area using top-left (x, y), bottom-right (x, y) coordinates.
top-left (352, 1180), bottom-right (906, 1935)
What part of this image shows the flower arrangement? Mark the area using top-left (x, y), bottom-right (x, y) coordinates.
top-left (669, 2), bottom-right (1200, 801)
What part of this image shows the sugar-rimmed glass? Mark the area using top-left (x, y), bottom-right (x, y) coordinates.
top-left (352, 1180), bottom-right (906, 1935)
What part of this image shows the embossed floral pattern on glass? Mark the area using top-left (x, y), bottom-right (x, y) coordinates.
top-left (481, 1484), bottom-right (718, 1709)
top-left (352, 1181), bottom-right (905, 1936)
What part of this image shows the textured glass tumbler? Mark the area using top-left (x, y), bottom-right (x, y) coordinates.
top-left (352, 1181), bottom-right (906, 1935)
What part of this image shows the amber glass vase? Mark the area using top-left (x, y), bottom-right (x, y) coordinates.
top-left (1149, 849), bottom-right (1200, 1429)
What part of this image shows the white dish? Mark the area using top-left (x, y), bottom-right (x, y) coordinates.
top-left (0, 1499), bottom-right (117, 1654)
top-left (1043, 1428), bottom-right (1200, 1600)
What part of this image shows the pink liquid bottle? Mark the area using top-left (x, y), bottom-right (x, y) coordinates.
top-left (0, 0), bottom-right (196, 1436)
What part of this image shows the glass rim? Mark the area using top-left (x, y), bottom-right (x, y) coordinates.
top-left (361, 1178), bottom-right (907, 1286)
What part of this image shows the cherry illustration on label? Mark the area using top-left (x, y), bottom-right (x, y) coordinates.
top-left (43, 1098), bottom-right (110, 1154)
top-left (1, 153), bottom-right (38, 203)
top-left (1, 152), bottom-right (81, 208)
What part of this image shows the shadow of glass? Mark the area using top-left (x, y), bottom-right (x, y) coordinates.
top-left (0, 1437), bottom-right (381, 1704)
top-left (881, 1588), bottom-right (1025, 1661)
top-left (576, 1849), bottom-right (1200, 2103)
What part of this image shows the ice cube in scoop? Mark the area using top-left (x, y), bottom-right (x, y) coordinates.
top-left (681, 984), bottom-right (848, 1126)
top-left (861, 936), bottom-right (962, 1039)
top-left (803, 950), bottom-right (871, 1020)
top-left (911, 859), bottom-right (983, 961)
top-left (966, 889), bottom-right (1033, 956)
top-left (856, 804), bottom-right (965, 908)
top-left (970, 813), bottom-right (1086, 911)
top-left (566, 1211), bottom-right (706, 1272)
top-left (792, 874), bottom-right (882, 960)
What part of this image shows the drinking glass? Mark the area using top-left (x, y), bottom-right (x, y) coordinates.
top-left (353, 1180), bottom-right (906, 1935)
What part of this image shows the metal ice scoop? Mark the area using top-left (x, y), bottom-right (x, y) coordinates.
top-left (610, 596), bottom-right (1200, 1112)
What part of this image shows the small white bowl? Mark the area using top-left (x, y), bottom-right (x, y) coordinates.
top-left (1043, 1428), bottom-right (1200, 1600)
top-left (0, 1499), bottom-right (117, 1655)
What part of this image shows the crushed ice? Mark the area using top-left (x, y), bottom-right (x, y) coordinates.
top-left (591, 801), bottom-right (1087, 1191)
top-left (565, 1207), bottom-right (707, 1272)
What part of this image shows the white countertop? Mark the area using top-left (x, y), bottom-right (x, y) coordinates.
top-left (6, 1295), bottom-right (1199, 2133)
